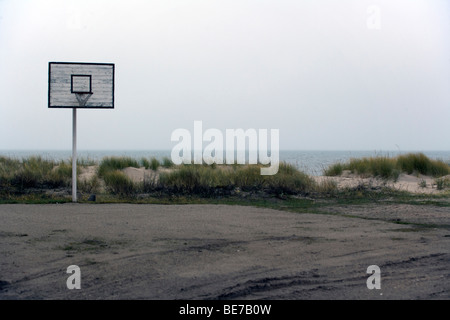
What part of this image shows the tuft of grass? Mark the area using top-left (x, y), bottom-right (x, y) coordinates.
top-left (159, 165), bottom-right (226, 193)
top-left (264, 162), bottom-right (315, 195)
top-left (346, 157), bottom-right (398, 180)
top-left (368, 157), bottom-right (399, 180)
top-left (314, 178), bottom-right (338, 194)
top-left (158, 162), bottom-right (314, 196)
top-left (141, 157), bottom-right (167, 170)
top-left (0, 156), bottom-right (73, 191)
top-left (161, 157), bottom-right (174, 168)
top-left (140, 158), bottom-right (150, 169)
top-left (324, 153), bottom-right (449, 180)
top-left (47, 161), bottom-right (72, 188)
top-left (18, 156), bottom-right (55, 187)
top-left (435, 177), bottom-right (450, 190)
top-left (323, 163), bottom-right (343, 176)
top-left (397, 153), bottom-right (449, 177)
top-left (103, 170), bottom-right (136, 196)
top-left (78, 175), bottom-right (101, 194)
top-left (418, 179), bottom-right (427, 189)
top-left (0, 156), bottom-right (21, 174)
top-left (140, 172), bottom-right (160, 192)
top-left (232, 165), bottom-right (265, 191)
top-left (98, 157), bottom-right (140, 177)
top-left (149, 157), bottom-right (160, 171)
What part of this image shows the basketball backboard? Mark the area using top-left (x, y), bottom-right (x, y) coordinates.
top-left (48, 62), bottom-right (114, 108)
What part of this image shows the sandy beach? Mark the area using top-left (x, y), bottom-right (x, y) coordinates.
top-left (313, 171), bottom-right (450, 195)
top-left (0, 203), bottom-right (449, 299)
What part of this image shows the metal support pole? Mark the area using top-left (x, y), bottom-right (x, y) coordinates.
top-left (72, 108), bottom-right (77, 202)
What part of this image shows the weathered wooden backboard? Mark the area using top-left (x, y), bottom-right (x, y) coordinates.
top-left (48, 62), bottom-right (114, 108)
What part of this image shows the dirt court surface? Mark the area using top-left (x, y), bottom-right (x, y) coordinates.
top-left (0, 203), bottom-right (449, 300)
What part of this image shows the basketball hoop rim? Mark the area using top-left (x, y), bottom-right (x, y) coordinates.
top-left (73, 91), bottom-right (93, 95)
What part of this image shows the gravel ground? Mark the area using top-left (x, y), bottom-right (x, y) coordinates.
top-left (0, 203), bottom-right (449, 300)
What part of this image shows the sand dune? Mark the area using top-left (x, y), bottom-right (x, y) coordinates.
top-left (78, 166), bottom-right (449, 195)
top-left (313, 171), bottom-right (449, 194)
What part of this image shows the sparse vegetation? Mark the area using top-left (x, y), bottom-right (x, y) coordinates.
top-left (98, 157), bottom-right (140, 177)
top-left (156, 162), bottom-right (315, 197)
top-left (1, 153), bottom-right (449, 203)
top-left (418, 179), bottom-right (427, 189)
top-left (161, 157), bottom-right (174, 168)
top-left (140, 157), bottom-right (161, 170)
top-left (0, 156), bottom-right (72, 192)
top-left (102, 170), bottom-right (135, 196)
top-left (314, 178), bottom-right (338, 194)
top-left (78, 175), bottom-right (101, 194)
top-left (140, 157), bottom-right (151, 170)
top-left (323, 162), bottom-right (343, 176)
top-left (434, 177), bottom-right (450, 190)
top-left (149, 157), bottom-right (160, 171)
top-left (397, 153), bottom-right (449, 177)
top-left (324, 153), bottom-right (449, 180)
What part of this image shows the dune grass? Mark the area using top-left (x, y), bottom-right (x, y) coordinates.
top-left (98, 156), bottom-right (140, 177)
top-left (102, 170), bottom-right (135, 196)
top-left (78, 175), bottom-right (101, 194)
top-left (95, 156), bottom-right (318, 197)
top-left (161, 157), bottom-right (174, 168)
top-left (397, 153), bottom-right (449, 177)
top-left (323, 162), bottom-right (344, 177)
top-left (149, 157), bottom-right (160, 170)
top-left (435, 177), bottom-right (450, 190)
top-left (0, 156), bottom-right (72, 191)
top-left (2, 153), bottom-right (449, 202)
top-left (324, 153), bottom-right (449, 179)
top-left (140, 158), bottom-right (151, 170)
top-left (139, 157), bottom-right (160, 170)
top-left (140, 157), bottom-right (174, 170)
top-left (156, 162), bottom-right (316, 196)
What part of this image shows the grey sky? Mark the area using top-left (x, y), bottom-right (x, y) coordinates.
top-left (0, 0), bottom-right (449, 151)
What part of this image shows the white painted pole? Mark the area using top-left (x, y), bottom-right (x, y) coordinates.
top-left (72, 108), bottom-right (77, 202)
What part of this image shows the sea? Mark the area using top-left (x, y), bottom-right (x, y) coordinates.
top-left (1, 150), bottom-right (449, 176)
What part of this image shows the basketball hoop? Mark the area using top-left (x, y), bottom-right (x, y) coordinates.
top-left (48, 62), bottom-right (115, 202)
top-left (75, 92), bottom-right (93, 107)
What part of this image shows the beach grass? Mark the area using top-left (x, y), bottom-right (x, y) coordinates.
top-left (435, 177), bottom-right (450, 190)
top-left (161, 157), bottom-right (174, 168)
top-left (98, 156), bottom-right (140, 177)
top-left (139, 157), bottom-right (160, 170)
top-left (0, 156), bottom-right (72, 190)
top-left (324, 153), bottom-right (449, 179)
top-left (155, 161), bottom-right (316, 196)
top-left (149, 157), bottom-right (160, 170)
top-left (323, 162), bottom-right (343, 176)
top-left (397, 153), bottom-right (449, 177)
top-left (140, 157), bottom-right (151, 170)
top-left (1, 154), bottom-right (449, 204)
top-left (78, 175), bottom-right (101, 194)
top-left (102, 170), bottom-right (135, 196)
top-left (93, 156), bottom-right (318, 197)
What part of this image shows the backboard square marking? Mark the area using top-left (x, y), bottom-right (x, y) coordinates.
top-left (71, 74), bottom-right (92, 94)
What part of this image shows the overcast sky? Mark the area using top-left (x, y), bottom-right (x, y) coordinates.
top-left (0, 0), bottom-right (449, 151)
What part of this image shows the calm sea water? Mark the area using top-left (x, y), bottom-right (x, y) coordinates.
top-left (1, 150), bottom-right (449, 176)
